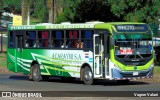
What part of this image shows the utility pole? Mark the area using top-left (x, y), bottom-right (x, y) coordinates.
top-left (21, 0), bottom-right (26, 25)
top-left (27, 1), bottom-right (30, 25)
top-left (53, 0), bottom-right (56, 23)
top-left (48, 0), bottom-right (53, 23)
top-left (22, 0), bottom-right (29, 25)
top-left (158, 19), bottom-right (160, 34)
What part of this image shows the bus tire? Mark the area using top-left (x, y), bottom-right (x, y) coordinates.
top-left (32, 64), bottom-right (42, 82)
top-left (29, 66), bottom-right (33, 81)
top-left (29, 74), bottom-right (33, 81)
top-left (82, 66), bottom-right (93, 85)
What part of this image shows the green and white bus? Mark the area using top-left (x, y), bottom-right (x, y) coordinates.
top-left (7, 22), bottom-right (154, 85)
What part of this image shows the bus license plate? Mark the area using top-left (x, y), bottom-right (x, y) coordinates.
top-left (133, 72), bottom-right (138, 76)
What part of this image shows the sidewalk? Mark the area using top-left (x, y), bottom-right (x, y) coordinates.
top-left (0, 67), bottom-right (12, 73)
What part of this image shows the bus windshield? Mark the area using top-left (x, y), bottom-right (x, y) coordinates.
top-left (114, 34), bottom-right (152, 59)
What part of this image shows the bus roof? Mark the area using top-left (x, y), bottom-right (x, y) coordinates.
top-left (8, 22), bottom-right (146, 31)
top-left (106, 22), bottom-right (145, 25)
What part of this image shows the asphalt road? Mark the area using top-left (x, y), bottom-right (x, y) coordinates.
top-left (0, 73), bottom-right (160, 91)
top-left (0, 73), bottom-right (160, 99)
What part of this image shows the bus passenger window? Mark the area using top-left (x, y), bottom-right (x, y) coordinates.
top-left (66, 30), bottom-right (79, 48)
top-left (42, 31), bottom-right (49, 47)
top-left (37, 31), bottom-right (49, 48)
top-left (25, 33), bottom-right (29, 47)
top-left (25, 40), bottom-right (29, 47)
top-left (51, 31), bottom-right (64, 48)
top-left (33, 40), bottom-right (42, 47)
top-left (79, 41), bottom-right (84, 48)
top-left (81, 30), bottom-right (93, 49)
top-left (26, 31), bottom-right (36, 47)
top-left (49, 40), bottom-right (54, 48)
top-left (73, 31), bottom-right (78, 48)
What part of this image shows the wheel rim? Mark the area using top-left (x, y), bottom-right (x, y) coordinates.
top-left (84, 70), bottom-right (92, 81)
top-left (33, 67), bottom-right (39, 79)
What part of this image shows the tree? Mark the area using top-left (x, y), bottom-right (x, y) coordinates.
top-left (0, 0), bottom-right (5, 12)
top-left (56, 0), bottom-right (160, 24)
top-left (4, 0), bottom-right (21, 14)
top-left (0, 0), bottom-right (5, 18)
top-left (2, 0), bottom-right (159, 24)
top-left (74, 0), bottom-right (119, 22)
top-left (32, 0), bottom-right (48, 23)
top-left (56, 0), bottom-right (121, 23)
top-left (55, 0), bottom-right (81, 23)
top-left (108, 0), bottom-right (160, 23)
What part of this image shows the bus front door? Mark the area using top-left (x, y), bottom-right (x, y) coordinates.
top-left (15, 35), bottom-right (23, 72)
top-left (94, 34), bottom-right (104, 78)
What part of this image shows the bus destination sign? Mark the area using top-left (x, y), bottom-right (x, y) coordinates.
top-left (115, 24), bottom-right (148, 32)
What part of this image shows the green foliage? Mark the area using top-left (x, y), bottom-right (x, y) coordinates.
top-left (74, 0), bottom-right (115, 22)
top-left (56, 0), bottom-right (81, 23)
top-left (0, 53), bottom-right (7, 68)
top-left (56, 0), bottom-right (114, 23)
top-left (57, 0), bottom-right (160, 23)
top-left (1, 0), bottom-right (160, 24)
top-left (108, 0), bottom-right (160, 23)
top-left (4, 0), bottom-right (21, 13)
top-left (0, 0), bottom-right (5, 12)
top-left (56, 13), bottom-right (68, 23)
top-left (149, 24), bottom-right (159, 35)
top-left (154, 66), bottom-right (160, 74)
top-left (32, 0), bottom-right (48, 23)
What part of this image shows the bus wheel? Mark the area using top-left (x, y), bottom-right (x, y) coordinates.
top-left (32, 64), bottom-right (42, 82)
top-left (82, 67), bottom-right (93, 85)
top-left (29, 67), bottom-right (33, 81)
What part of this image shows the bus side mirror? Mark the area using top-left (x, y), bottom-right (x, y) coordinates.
top-left (110, 37), bottom-right (115, 46)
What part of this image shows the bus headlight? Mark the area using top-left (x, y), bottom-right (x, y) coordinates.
top-left (149, 63), bottom-right (154, 69)
top-left (114, 64), bottom-right (122, 71)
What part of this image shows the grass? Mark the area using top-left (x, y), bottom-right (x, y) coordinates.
top-left (0, 52), bottom-right (7, 68)
top-left (136, 66), bottom-right (160, 82)
top-left (154, 65), bottom-right (160, 73)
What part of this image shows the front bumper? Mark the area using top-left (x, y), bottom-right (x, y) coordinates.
top-left (111, 67), bottom-right (153, 80)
